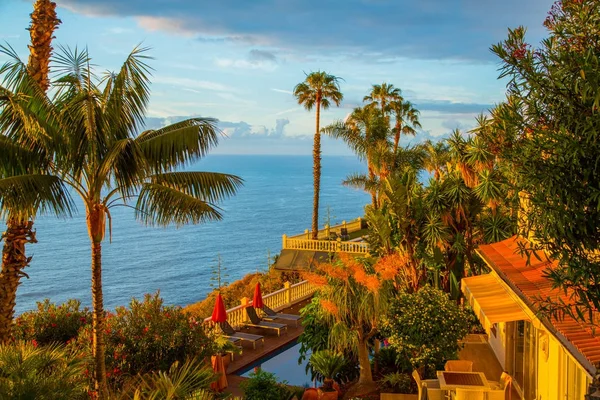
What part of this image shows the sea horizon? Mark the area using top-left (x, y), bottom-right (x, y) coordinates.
top-left (11, 154), bottom-right (370, 315)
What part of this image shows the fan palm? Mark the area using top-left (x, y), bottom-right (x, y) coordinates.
top-left (389, 100), bottom-right (421, 154)
top-left (293, 71), bottom-right (343, 240)
top-left (363, 82), bottom-right (402, 124)
top-left (0, 47), bottom-right (242, 398)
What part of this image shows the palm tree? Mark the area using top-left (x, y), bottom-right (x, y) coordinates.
top-left (363, 83), bottom-right (402, 124)
top-left (293, 71), bottom-right (343, 240)
top-left (324, 106), bottom-right (387, 207)
top-left (389, 100), bottom-right (421, 154)
top-left (0, 0), bottom-right (61, 343)
top-left (422, 140), bottom-right (449, 181)
top-left (26, 0), bottom-right (61, 93)
top-left (0, 47), bottom-right (242, 398)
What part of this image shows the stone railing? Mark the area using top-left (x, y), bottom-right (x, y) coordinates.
top-left (282, 236), bottom-right (369, 254)
top-left (203, 280), bottom-right (318, 329)
top-left (288, 217), bottom-right (366, 240)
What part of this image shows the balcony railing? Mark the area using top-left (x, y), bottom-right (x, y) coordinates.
top-left (203, 280), bottom-right (318, 329)
top-left (282, 217), bottom-right (370, 254)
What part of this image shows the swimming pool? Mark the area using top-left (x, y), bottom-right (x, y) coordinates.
top-left (238, 340), bottom-right (315, 387)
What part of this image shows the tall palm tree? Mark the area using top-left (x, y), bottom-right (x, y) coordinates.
top-left (324, 106), bottom-right (387, 208)
top-left (293, 71), bottom-right (343, 240)
top-left (0, 0), bottom-right (62, 343)
top-left (389, 99), bottom-right (421, 154)
top-left (0, 47), bottom-right (242, 398)
top-left (363, 83), bottom-right (402, 124)
top-left (26, 0), bottom-right (61, 93)
top-left (422, 140), bottom-right (449, 181)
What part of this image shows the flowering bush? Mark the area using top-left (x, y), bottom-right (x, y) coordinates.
top-left (71, 292), bottom-right (216, 388)
top-left (381, 286), bottom-right (470, 377)
top-left (13, 299), bottom-right (91, 346)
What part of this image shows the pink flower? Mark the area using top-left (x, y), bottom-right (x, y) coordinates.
top-left (32, 340), bottom-right (38, 348)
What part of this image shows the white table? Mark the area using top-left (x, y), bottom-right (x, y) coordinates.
top-left (437, 371), bottom-right (491, 391)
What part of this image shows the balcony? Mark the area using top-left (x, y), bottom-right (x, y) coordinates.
top-left (281, 217), bottom-right (369, 254)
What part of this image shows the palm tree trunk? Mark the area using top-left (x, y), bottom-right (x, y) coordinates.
top-left (87, 205), bottom-right (108, 399)
top-left (368, 164), bottom-right (377, 209)
top-left (0, 219), bottom-right (36, 343)
top-left (27, 0), bottom-right (61, 92)
top-left (356, 338), bottom-right (374, 386)
top-left (312, 97), bottom-right (322, 240)
top-left (393, 121), bottom-right (401, 154)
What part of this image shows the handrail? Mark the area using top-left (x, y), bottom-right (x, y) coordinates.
top-left (203, 280), bottom-right (318, 328)
top-left (288, 217), bottom-right (365, 239)
top-left (282, 237), bottom-right (369, 254)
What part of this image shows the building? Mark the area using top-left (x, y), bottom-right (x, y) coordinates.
top-left (462, 237), bottom-right (599, 400)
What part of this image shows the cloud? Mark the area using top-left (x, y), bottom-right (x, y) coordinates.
top-left (153, 76), bottom-right (236, 92)
top-left (57, 0), bottom-right (554, 61)
top-left (414, 100), bottom-right (493, 114)
top-left (271, 118), bottom-right (289, 136)
top-left (215, 49), bottom-right (278, 71)
top-left (271, 88), bottom-right (293, 95)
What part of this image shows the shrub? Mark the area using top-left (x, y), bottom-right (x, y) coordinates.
top-left (373, 346), bottom-right (412, 376)
top-left (240, 369), bottom-right (293, 400)
top-left (71, 292), bottom-right (216, 388)
top-left (13, 299), bottom-right (91, 346)
top-left (309, 350), bottom-right (346, 391)
top-left (381, 286), bottom-right (470, 377)
top-left (0, 341), bottom-right (88, 399)
top-left (378, 372), bottom-right (414, 394)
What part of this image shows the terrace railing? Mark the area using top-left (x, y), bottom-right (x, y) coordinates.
top-left (203, 280), bottom-right (318, 329)
top-left (288, 217), bottom-right (365, 240)
top-left (282, 217), bottom-right (369, 254)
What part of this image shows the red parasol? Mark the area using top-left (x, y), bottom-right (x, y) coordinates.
top-left (211, 293), bottom-right (227, 323)
top-left (253, 282), bottom-right (264, 309)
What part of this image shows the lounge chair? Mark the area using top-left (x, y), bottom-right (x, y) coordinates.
top-left (218, 321), bottom-right (264, 350)
top-left (261, 304), bottom-right (302, 327)
top-left (245, 307), bottom-right (288, 336)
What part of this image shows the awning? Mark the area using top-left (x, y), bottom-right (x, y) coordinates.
top-left (462, 274), bottom-right (530, 327)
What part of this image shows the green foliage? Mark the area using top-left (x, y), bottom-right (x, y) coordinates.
top-left (488, 0), bottom-right (600, 323)
top-left (116, 359), bottom-right (215, 400)
top-left (239, 369), bottom-right (294, 400)
top-left (381, 286), bottom-right (470, 378)
top-left (309, 350), bottom-right (346, 390)
top-left (373, 346), bottom-right (412, 375)
top-left (13, 299), bottom-right (91, 346)
top-left (378, 372), bottom-right (414, 394)
top-left (0, 341), bottom-right (88, 400)
top-left (71, 293), bottom-right (215, 388)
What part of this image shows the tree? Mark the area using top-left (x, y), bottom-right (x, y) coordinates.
top-left (304, 254), bottom-right (403, 395)
top-left (0, 0), bottom-right (63, 343)
top-left (389, 100), bottom-right (421, 154)
top-left (0, 47), bottom-right (242, 398)
top-left (363, 83), bottom-right (402, 124)
top-left (293, 72), bottom-right (343, 240)
top-left (490, 0), bottom-right (600, 323)
top-left (324, 105), bottom-right (388, 208)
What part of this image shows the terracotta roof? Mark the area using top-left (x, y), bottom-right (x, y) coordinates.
top-left (477, 236), bottom-right (600, 370)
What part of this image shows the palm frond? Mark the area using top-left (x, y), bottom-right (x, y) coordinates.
top-left (0, 174), bottom-right (74, 219)
top-left (0, 136), bottom-right (49, 176)
top-left (148, 171), bottom-right (243, 204)
top-left (97, 138), bottom-right (148, 200)
top-left (136, 118), bottom-right (220, 173)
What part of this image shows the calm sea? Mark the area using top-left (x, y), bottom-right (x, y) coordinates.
top-left (13, 155), bottom-right (369, 314)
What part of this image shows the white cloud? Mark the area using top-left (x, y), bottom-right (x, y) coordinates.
top-left (153, 76), bottom-right (236, 92)
top-left (271, 88), bottom-right (293, 95)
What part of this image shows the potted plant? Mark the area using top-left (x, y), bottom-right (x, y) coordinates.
top-left (213, 336), bottom-right (242, 369)
top-left (379, 372), bottom-right (417, 400)
top-left (309, 350), bottom-right (346, 400)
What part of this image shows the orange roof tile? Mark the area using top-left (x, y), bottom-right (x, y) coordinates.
top-left (478, 237), bottom-right (600, 369)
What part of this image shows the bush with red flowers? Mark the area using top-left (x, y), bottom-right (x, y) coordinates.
top-left (13, 299), bottom-right (92, 346)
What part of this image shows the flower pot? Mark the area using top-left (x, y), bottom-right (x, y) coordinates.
top-left (318, 389), bottom-right (338, 400)
top-left (301, 388), bottom-right (319, 400)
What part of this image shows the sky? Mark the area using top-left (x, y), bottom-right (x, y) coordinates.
top-left (0, 0), bottom-right (554, 154)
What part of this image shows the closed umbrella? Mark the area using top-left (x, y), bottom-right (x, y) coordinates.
top-left (253, 282), bottom-right (264, 309)
top-left (211, 293), bottom-right (227, 323)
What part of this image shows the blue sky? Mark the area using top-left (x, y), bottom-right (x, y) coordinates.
top-left (1, 0), bottom-right (553, 154)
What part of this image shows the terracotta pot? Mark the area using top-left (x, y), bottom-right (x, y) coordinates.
top-left (380, 394), bottom-right (418, 400)
top-left (318, 389), bottom-right (338, 400)
top-left (302, 388), bottom-right (319, 400)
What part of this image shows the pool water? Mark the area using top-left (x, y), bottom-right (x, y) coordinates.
top-left (238, 341), bottom-right (315, 388)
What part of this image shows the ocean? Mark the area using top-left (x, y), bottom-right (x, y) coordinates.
top-left (13, 155), bottom-right (370, 314)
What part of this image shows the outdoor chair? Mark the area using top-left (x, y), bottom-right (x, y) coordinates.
top-left (340, 227), bottom-right (349, 241)
top-left (444, 360), bottom-right (473, 372)
top-left (412, 370), bottom-right (444, 400)
top-left (261, 304), bottom-right (302, 327)
top-left (486, 372), bottom-right (512, 400)
top-left (245, 306), bottom-right (288, 336)
top-left (451, 388), bottom-right (484, 400)
top-left (218, 321), bottom-right (265, 350)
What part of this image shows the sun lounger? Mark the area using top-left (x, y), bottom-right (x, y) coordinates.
top-left (261, 305), bottom-right (302, 327)
top-left (245, 307), bottom-right (288, 336)
top-left (218, 321), bottom-right (265, 350)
